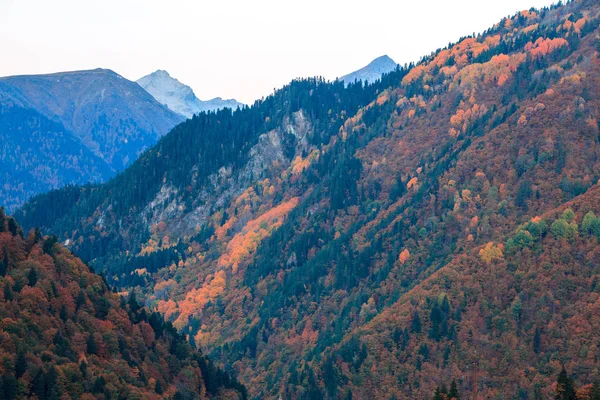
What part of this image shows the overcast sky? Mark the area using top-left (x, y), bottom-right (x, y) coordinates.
top-left (0, 0), bottom-right (557, 104)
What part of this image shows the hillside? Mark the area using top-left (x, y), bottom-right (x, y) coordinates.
top-left (0, 104), bottom-right (113, 212)
top-left (137, 70), bottom-right (244, 118)
top-left (0, 209), bottom-right (246, 399)
top-left (339, 55), bottom-right (398, 86)
top-left (14, 0), bottom-right (600, 398)
top-left (0, 69), bottom-right (184, 210)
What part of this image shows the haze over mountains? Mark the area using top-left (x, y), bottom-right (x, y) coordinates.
top-left (14, 0), bottom-right (600, 398)
top-left (137, 70), bottom-right (245, 118)
top-left (0, 69), bottom-right (183, 211)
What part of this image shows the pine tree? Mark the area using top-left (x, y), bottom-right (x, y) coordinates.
top-left (15, 352), bottom-right (27, 379)
top-left (28, 268), bottom-right (38, 287)
top-left (411, 310), bottom-right (422, 334)
top-left (86, 334), bottom-right (97, 355)
top-left (7, 218), bottom-right (18, 236)
top-left (155, 380), bottom-right (164, 395)
top-left (0, 252), bottom-right (6, 277)
top-left (31, 369), bottom-right (46, 399)
top-left (591, 381), bottom-right (600, 400)
top-left (75, 289), bottom-right (86, 311)
top-left (533, 327), bottom-right (541, 354)
top-left (4, 282), bottom-right (13, 301)
top-left (0, 207), bottom-right (5, 232)
top-left (79, 360), bottom-right (87, 378)
top-left (449, 380), bottom-right (459, 399)
top-left (555, 365), bottom-right (577, 400)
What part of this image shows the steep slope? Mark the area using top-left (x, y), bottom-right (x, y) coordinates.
top-left (0, 104), bottom-right (113, 212)
top-left (137, 70), bottom-right (244, 118)
top-left (0, 209), bottom-right (246, 399)
top-left (0, 69), bottom-right (184, 172)
top-left (339, 55), bottom-right (398, 86)
top-left (14, 0), bottom-right (600, 398)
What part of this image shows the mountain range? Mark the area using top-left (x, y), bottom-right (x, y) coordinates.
top-left (9, 0), bottom-right (600, 398)
top-left (0, 69), bottom-right (184, 211)
top-left (137, 70), bottom-right (245, 118)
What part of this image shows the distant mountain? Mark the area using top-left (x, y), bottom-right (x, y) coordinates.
top-left (137, 70), bottom-right (244, 118)
top-left (0, 104), bottom-right (113, 212)
top-left (0, 210), bottom-right (247, 399)
top-left (339, 55), bottom-right (398, 85)
top-left (0, 68), bottom-right (183, 210)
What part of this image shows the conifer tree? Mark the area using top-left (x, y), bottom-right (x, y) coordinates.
top-left (555, 366), bottom-right (577, 400)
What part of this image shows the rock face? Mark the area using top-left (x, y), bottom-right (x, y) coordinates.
top-left (0, 68), bottom-right (184, 210)
top-left (137, 70), bottom-right (244, 118)
top-left (339, 55), bottom-right (398, 85)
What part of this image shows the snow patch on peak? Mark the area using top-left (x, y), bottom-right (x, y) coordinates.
top-left (137, 70), bottom-right (244, 118)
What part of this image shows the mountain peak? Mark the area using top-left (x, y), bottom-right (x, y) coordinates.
top-left (137, 70), bottom-right (244, 118)
top-left (339, 55), bottom-right (398, 85)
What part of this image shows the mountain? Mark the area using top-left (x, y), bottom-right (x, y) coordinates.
top-left (15, 0), bottom-right (600, 398)
top-left (137, 70), bottom-right (244, 118)
top-left (0, 104), bottom-right (113, 212)
top-left (339, 55), bottom-right (398, 86)
top-left (0, 69), bottom-right (184, 210)
top-left (0, 209), bottom-right (246, 399)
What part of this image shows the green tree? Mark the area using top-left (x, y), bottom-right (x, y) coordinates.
top-left (533, 327), bottom-right (541, 354)
top-left (590, 381), bottom-right (600, 400)
top-left (581, 211), bottom-right (600, 237)
top-left (7, 218), bottom-right (18, 236)
top-left (15, 352), bottom-right (27, 379)
top-left (28, 268), bottom-right (38, 287)
top-left (411, 310), bottom-right (422, 334)
top-left (4, 282), bottom-right (13, 301)
top-left (0, 207), bottom-right (6, 232)
top-left (555, 365), bottom-right (576, 400)
top-left (449, 379), bottom-right (460, 399)
top-left (86, 334), bottom-right (97, 355)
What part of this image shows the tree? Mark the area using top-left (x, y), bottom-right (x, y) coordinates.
top-left (4, 282), bottom-right (13, 301)
top-left (1, 373), bottom-right (18, 400)
top-left (7, 218), bottom-right (18, 236)
top-left (15, 352), bottom-right (27, 379)
top-left (555, 365), bottom-right (577, 400)
top-left (581, 211), bottom-right (600, 237)
top-left (449, 380), bottom-right (460, 399)
top-left (411, 310), bottom-right (422, 334)
top-left (590, 381), bottom-right (600, 400)
top-left (0, 251), bottom-right (6, 277)
top-left (28, 268), bottom-right (38, 287)
top-left (0, 207), bottom-right (5, 232)
top-left (533, 327), bottom-right (541, 354)
top-left (87, 334), bottom-right (98, 355)
top-left (515, 180), bottom-right (532, 210)
top-left (75, 289), bottom-right (86, 311)
top-left (155, 379), bottom-right (164, 395)
top-left (42, 236), bottom-right (58, 255)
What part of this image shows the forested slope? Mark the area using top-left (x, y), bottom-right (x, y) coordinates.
top-left (14, 0), bottom-right (600, 398)
top-left (0, 209), bottom-right (246, 399)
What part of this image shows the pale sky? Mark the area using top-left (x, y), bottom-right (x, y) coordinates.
top-left (0, 0), bottom-right (557, 104)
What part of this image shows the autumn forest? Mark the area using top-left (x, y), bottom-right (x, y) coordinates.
top-left (2, 0), bottom-right (600, 399)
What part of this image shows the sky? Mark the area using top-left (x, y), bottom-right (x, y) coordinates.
top-left (0, 0), bottom-right (557, 104)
